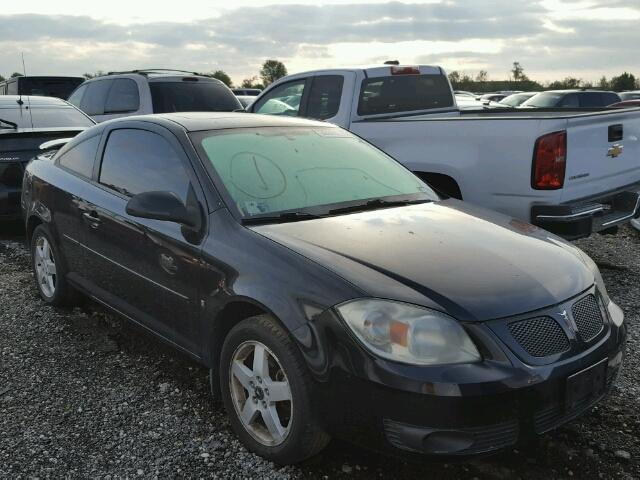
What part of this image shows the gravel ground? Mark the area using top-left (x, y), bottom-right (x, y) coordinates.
top-left (0, 221), bottom-right (638, 479)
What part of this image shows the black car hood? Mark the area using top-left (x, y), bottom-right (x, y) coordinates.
top-left (250, 201), bottom-right (595, 322)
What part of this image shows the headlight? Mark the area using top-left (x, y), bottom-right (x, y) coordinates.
top-left (336, 299), bottom-right (481, 366)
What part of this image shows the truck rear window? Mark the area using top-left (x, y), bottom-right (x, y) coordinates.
top-left (358, 74), bottom-right (454, 116)
top-left (150, 81), bottom-right (241, 114)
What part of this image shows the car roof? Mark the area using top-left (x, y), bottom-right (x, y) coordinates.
top-left (83, 73), bottom-right (224, 84)
top-left (103, 112), bottom-right (338, 132)
top-left (541, 89), bottom-right (616, 94)
top-left (0, 95), bottom-right (71, 107)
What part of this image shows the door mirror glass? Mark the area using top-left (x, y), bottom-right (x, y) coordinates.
top-left (126, 191), bottom-right (198, 227)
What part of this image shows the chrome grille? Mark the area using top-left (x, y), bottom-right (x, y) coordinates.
top-left (571, 294), bottom-right (604, 342)
top-left (508, 316), bottom-right (570, 358)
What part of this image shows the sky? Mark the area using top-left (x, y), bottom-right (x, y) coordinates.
top-left (1, 0), bottom-right (639, 85)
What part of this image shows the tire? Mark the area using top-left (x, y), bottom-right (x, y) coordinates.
top-left (219, 314), bottom-right (330, 464)
top-left (30, 224), bottom-right (77, 307)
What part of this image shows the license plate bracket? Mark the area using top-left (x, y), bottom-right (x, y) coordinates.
top-left (565, 359), bottom-right (607, 412)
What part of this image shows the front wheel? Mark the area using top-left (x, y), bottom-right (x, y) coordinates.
top-left (219, 315), bottom-right (330, 464)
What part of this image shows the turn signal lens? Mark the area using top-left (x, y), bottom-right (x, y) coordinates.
top-left (532, 131), bottom-right (567, 189)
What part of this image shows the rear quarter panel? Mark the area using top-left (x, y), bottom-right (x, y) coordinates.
top-left (349, 116), bottom-right (567, 221)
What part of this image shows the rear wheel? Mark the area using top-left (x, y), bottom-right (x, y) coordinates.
top-left (30, 225), bottom-right (77, 306)
top-left (219, 315), bottom-right (330, 464)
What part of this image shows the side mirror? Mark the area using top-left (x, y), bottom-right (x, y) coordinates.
top-left (126, 191), bottom-right (199, 228)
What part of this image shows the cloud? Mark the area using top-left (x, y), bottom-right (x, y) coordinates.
top-left (0, 0), bottom-right (638, 83)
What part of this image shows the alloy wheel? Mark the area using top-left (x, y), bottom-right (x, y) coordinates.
top-left (34, 236), bottom-right (57, 298)
top-left (229, 340), bottom-right (293, 446)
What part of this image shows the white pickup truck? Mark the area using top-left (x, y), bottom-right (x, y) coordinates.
top-left (247, 65), bottom-right (640, 239)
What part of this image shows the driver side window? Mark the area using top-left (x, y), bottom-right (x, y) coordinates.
top-left (99, 128), bottom-right (191, 202)
top-left (253, 80), bottom-right (306, 116)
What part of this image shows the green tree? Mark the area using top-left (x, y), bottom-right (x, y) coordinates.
top-left (0, 74), bottom-right (5, 82)
top-left (609, 72), bottom-right (637, 91)
top-left (83, 70), bottom-right (106, 79)
top-left (511, 62), bottom-right (527, 82)
top-left (211, 70), bottom-right (233, 87)
top-left (475, 70), bottom-right (488, 83)
top-left (548, 77), bottom-right (582, 89)
top-left (597, 76), bottom-right (610, 90)
top-left (10, 72), bottom-right (24, 78)
top-left (448, 71), bottom-right (461, 86)
top-left (260, 59), bottom-right (288, 86)
top-left (241, 76), bottom-right (264, 89)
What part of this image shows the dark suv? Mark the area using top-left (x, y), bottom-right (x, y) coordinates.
top-left (67, 69), bottom-right (241, 122)
top-left (521, 90), bottom-right (621, 108)
top-left (22, 113), bottom-right (625, 464)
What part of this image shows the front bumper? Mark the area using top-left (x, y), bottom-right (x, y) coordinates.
top-left (531, 186), bottom-right (640, 239)
top-left (311, 291), bottom-right (626, 458)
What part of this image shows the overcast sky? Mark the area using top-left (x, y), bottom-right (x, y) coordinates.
top-left (1, 0), bottom-right (638, 84)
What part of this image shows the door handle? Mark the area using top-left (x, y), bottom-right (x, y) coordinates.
top-left (82, 211), bottom-right (101, 229)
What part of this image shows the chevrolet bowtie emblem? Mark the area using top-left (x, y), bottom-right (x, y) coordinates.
top-left (607, 144), bottom-right (624, 158)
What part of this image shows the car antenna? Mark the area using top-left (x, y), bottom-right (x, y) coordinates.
top-left (20, 52), bottom-right (34, 128)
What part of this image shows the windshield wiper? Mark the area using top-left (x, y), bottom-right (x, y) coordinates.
top-left (328, 198), bottom-right (431, 215)
top-left (0, 118), bottom-right (18, 129)
top-left (242, 211), bottom-right (321, 225)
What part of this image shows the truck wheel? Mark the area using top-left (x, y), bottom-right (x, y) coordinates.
top-left (219, 314), bottom-right (330, 464)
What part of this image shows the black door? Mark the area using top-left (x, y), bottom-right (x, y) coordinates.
top-left (79, 124), bottom-right (206, 355)
top-left (50, 134), bottom-right (103, 275)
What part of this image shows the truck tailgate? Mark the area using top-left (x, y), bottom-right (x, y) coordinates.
top-left (562, 108), bottom-right (640, 202)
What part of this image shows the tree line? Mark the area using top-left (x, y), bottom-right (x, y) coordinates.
top-left (3, 60), bottom-right (638, 93)
top-left (449, 62), bottom-right (639, 93)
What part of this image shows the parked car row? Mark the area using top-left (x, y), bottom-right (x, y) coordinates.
top-left (3, 63), bottom-right (636, 466)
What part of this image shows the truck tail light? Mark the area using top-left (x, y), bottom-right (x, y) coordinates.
top-left (391, 66), bottom-right (420, 75)
top-left (532, 131), bottom-right (566, 190)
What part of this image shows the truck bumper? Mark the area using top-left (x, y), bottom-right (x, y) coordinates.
top-left (531, 187), bottom-right (640, 239)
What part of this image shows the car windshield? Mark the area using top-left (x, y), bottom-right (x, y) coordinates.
top-left (0, 106), bottom-right (93, 128)
top-left (521, 92), bottom-right (563, 108)
top-left (150, 81), bottom-right (241, 113)
top-left (194, 126), bottom-right (437, 220)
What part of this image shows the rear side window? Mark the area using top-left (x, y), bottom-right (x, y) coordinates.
top-left (104, 79), bottom-right (139, 114)
top-left (149, 81), bottom-right (241, 114)
top-left (559, 94), bottom-right (579, 108)
top-left (58, 135), bottom-right (100, 178)
top-left (99, 129), bottom-right (191, 201)
top-left (578, 93), bottom-right (602, 108)
top-left (7, 81), bottom-right (18, 95)
top-left (68, 84), bottom-right (87, 107)
top-left (358, 74), bottom-right (454, 116)
top-left (602, 92), bottom-right (621, 106)
top-left (306, 75), bottom-right (343, 120)
top-left (80, 79), bottom-right (113, 116)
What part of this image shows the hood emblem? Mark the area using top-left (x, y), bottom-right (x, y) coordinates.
top-left (607, 144), bottom-right (624, 158)
top-left (558, 310), bottom-right (569, 322)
